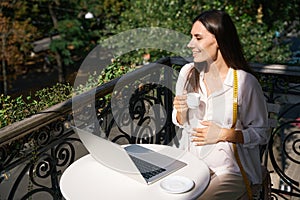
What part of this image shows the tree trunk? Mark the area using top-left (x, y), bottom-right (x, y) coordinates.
top-left (1, 34), bottom-right (8, 95)
top-left (48, 3), bottom-right (65, 83)
top-left (55, 51), bottom-right (64, 83)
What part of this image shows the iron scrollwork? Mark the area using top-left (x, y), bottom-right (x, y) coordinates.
top-left (95, 82), bottom-right (174, 145)
top-left (0, 118), bottom-right (81, 200)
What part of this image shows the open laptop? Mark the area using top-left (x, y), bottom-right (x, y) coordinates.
top-left (74, 127), bottom-right (187, 185)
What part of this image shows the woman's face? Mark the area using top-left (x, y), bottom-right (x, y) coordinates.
top-left (187, 21), bottom-right (219, 63)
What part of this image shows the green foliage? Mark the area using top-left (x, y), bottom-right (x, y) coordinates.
top-left (236, 14), bottom-right (291, 64)
top-left (0, 83), bottom-right (72, 128)
top-left (261, 0), bottom-right (299, 30)
top-left (49, 18), bottom-right (96, 66)
top-left (99, 56), bottom-right (137, 83)
top-left (33, 83), bottom-right (72, 108)
top-left (114, 0), bottom-right (292, 64)
top-left (108, 0), bottom-right (197, 68)
top-left (0, 58), bottom-right (134, 127)
top-left (0, 95), bottom-right (28, 128)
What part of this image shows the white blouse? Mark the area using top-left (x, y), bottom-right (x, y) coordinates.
top-left (172, 63), bottom-right (269, 184)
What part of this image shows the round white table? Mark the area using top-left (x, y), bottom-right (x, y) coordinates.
top-left (60, 144), bottom-right (210, 200)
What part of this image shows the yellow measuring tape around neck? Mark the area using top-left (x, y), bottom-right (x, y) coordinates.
top-left (232, 69), bottom-right (238, 128)
top-left (232, 69), bottom-right (253, 199)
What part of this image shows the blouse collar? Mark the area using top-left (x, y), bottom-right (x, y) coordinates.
top-left (198, 66), bottom-right (234, 87)
top-left (223, 68), bottom-right (234, 87)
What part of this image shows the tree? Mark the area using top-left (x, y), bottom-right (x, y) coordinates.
top-left (28, 0), bottom-right (82, 83)
top-left (24, 0), bottom-right (124, 83)
top-left (0, 1), bottom-right (37, 95)
top-left (115, 0), bottom-right (292, 64)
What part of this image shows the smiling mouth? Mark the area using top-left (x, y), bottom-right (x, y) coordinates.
top-left (192, 52), bottom-right (200, 56)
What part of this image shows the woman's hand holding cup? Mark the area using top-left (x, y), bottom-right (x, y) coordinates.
top-left (173, 94), bottom-right (188, 125)
top-left (173, 95), bottom-right (188, 113)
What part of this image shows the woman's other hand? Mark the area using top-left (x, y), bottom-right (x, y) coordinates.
top-left (192, 121), bottom-right (244, 145)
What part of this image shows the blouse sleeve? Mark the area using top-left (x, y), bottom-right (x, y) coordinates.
top-left (239, 73), bottom-right (269, 148)
top-left (172, 63), bottom-right (193, 128)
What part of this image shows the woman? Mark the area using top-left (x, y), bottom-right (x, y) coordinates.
top-left (172, 10), bottom-right (269, 199)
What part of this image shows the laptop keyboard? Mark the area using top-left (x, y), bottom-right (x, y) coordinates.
top-left (129, 155), bottom-right (166, 180)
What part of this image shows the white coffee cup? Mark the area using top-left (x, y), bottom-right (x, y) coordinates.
top-left (186, 93), bottom-right (201, 109)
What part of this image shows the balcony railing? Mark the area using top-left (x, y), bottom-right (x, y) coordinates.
top-left (0, 56), bottom-right (299, 200)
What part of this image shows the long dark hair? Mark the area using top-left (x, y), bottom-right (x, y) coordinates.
top-left (186, 10), bottom-right (253, 92)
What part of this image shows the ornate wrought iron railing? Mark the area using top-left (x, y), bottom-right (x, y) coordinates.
top-left (252, 63), bottom-right (300, 199)
top-left (0, 56), bottom-right (299, 200)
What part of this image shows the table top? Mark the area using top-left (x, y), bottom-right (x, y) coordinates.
top-left (60, 144), bottom-right (210, 200)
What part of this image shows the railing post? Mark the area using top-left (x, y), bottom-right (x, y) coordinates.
top-left (51, 147), bottom-right (63, 200)
top-left (163, 57), bottom-right (175, 145)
